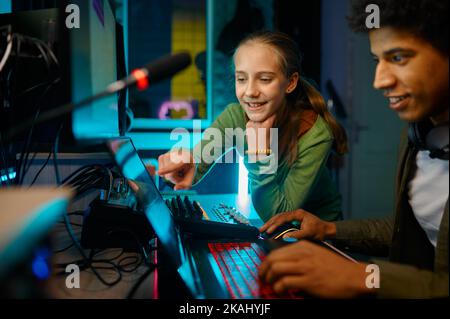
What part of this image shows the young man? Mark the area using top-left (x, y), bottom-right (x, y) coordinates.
top-left (258, 0), bottom-right (448, 298)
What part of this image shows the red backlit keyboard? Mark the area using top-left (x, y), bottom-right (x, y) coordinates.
top-left (208, 242), bottom-right (299, 299)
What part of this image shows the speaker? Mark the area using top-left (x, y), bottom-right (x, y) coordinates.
top-left (408, 120), bottom-right (449, 160)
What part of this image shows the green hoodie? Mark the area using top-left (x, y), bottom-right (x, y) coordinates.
top-left (192, 103), bottom-right (342, 222)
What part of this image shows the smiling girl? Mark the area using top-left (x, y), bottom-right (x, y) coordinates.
top-left (156, 31), bottom-right (347, 222)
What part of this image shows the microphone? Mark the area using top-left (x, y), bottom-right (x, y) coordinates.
top-left (106, 51), bottom-right (192, 93)
top-left (4, 52), bottom-right (192, 143)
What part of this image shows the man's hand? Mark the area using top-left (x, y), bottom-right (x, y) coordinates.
top-left (156, 149), bottom-right (195, 190)
top-left (259, 240), bottom-right (372, 298)
top-left (259, 209), bottom-right (337, 241)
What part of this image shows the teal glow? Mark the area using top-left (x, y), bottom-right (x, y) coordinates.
top-left (123, 0), bottom-right (129, 116)
top-left (0, 171), bottom-right (16, 182)
top-left (132, 118), bottom-right (211, 130)
top-left (113, 139), bottom-right (135, 167)
top-left (238, 156), bottom-right (249, 206)
top-left (207, 253), bottom-right (228, 293)
top-left (71, 0), bottom-right (119, 140)
top-left (206, 0), bottom-right (213, 128)
top-left (127, 131), bottom-right (203, 151)
top-left (178, 251), bottom-right (204, 299)
top-left (0, 1), bottom-right (11, 13)
top-left (0, 198), bottom-right (70, 279)
top-left (123, 0), bottom-right (128, 73)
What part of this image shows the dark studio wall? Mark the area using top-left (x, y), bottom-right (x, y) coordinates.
top-left (274, 0), bottom-right (322, 85)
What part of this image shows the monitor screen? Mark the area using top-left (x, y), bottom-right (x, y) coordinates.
top-left (0, 0), bottom-right (121, 150)
top-left (70, 0), bottom-right (119, 141)
top-left (127, 0), bottom-right (211, 130)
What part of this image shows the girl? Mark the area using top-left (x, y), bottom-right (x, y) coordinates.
top-left (156, 31), bottom-right (347, 222)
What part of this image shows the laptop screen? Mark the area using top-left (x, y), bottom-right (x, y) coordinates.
top-left (106, 138), bottom-right (200, 296)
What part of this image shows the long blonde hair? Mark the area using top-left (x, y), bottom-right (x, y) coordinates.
top-left (236, 31), bottom-right (348, 165)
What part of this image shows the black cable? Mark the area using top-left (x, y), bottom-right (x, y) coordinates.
top-left (54, 222), bottom-right (154, 289)
top-left (28, 149), bottom-right (52, 187)
top-left (61, 212), bottom-right (124, 287)
top-left (74, 176), bottom-right (104, 191)
top-left (60, 165), bottom-right (99, 185)
top-left (57, 249), bottom-right (126, 269)
top-left (33, 40), bottom-right (51, 72)
top-left (10, 35), bottom-right (22, 185)
top-left (57, 220), bottom-right (82, 227)
top-left (35, 37), bottom-right (59, 68)
top-left (10, 32), bottom-right (61, 185)
top-left (93, 248), bottom-right (126, 261)
top-left (14, 33), bottom-right (59, 71)
top-left (56, 165), bottom-right (111, 200)
top-left (98, 165), bottom-right (113, 199)
top-left (0, 134), bottom-right (12, 186)
top-left (18, 80), bottom-right (52, 97)
top-left (72, 177), bottom-right (104, 198)
top-left (126, 267), bottom-right (155, 299)
top-left (0, 69), bottom-right (14, 180)
top-left (51, 163), bottom-right (141, 288)
top-left (5, 84), bottom-right (112, 143)
top-left (68, 211), bottom-right (85, 216)
top-left (53, 210), bottom-right (85, 253)
top-left (17, 109), bottom-right (40, 184)
top-left (27, 121), bottom-right (63, 187)
top-left (19, 77), bottom-right (61, 184)
top-left (68, 171), bottom-right (103, 188)
top-left (94, 229), bottom-right (156, 298)
top-left (53, 242), bottom-right (74, 254)
top-left (22, 150), bottom-right (37, 182)
top-left (54, 248), bottom-right (140, 286)
top-left (71, 172), bottom-right (103, 188)
top-left (117, 255), bottom-right (143, 273)
top-left (60, 164), bottom-right (106, 185)
top-left (75, 175), bottom-right (105, 190)
top-left (53, 123), bottom-right (62, 185)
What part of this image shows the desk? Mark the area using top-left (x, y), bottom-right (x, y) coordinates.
top-left (43, 193), bottom-right (259, 299)
top-left (43, 212), bottom-right (156, 299)
top-left (3, 191), bottom-right (369, 299)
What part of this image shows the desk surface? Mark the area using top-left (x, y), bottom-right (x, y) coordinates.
top-left (44, 193), bottom-right (258, 299)
top-left (44, 214), bottom-right (156, 299)
top-left (4, 192), bottom-right (370, 299)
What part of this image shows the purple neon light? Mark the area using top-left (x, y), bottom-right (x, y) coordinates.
top-left (92, 0), bottom-right (104, 26)
top-left (158, 101), bottom-right (194, 119)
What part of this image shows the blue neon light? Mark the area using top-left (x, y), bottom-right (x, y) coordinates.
top-left (0, 1), bottom-right (11, 13)
top-left (0, 171), bottom-right (16, 182)
top-left (31, 248), bottom-right (51, 280)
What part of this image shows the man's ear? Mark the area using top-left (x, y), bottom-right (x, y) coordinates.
top-left (286, 72), bottom-right (300, 93)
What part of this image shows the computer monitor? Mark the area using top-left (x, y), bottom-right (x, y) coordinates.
top-left (115, 21), bottom-right (128, 136)
top-left (69, 0), bottom-right (119, 142)
top-left (0, 0), bottom-right (121, 150)
top-left (127, 0), bottom-right (212, 131)
top-left (0, 7), bottom-right (70, 148)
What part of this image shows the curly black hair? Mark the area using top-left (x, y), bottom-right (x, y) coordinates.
top-left (347, 0), bottom-right (449, 55)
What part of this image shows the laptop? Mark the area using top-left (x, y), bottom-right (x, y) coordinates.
top-left (106, 137), bottom-right (356, 299)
